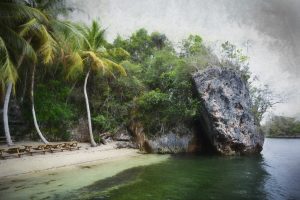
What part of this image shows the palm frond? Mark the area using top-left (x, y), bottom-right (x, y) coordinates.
top-left (37, 25), bottom-right (58, 64)
top-left (65, 51), bottom-right (83, 80)
top-left (102, 57), bottom-right (127, 76)
top-left (89, 20), bottom-right (106, 50)
top-left (75, 23), bottom-right (92, 50)
top-left (51, 20), bottom-right (85, 52)
top-left (0, 25), bottom-right (37, 63)
top-left (0, 36), bottom-right (18, 85)
top-left (82, 51), bottom-right (105, 71)
top-left (19, 18), bottom-right (41, 38)
top-left (0, 2), bottom-right (49, 24)
top-left (108, 47), bottom-right (130, 59)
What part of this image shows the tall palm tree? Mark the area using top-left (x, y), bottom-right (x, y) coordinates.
top-left (66, 21), bottom-right (127, 147)
top-left (20, 18), bottom-right (59, 144)
top-left (0, 0), bottom-right (42, 145)
top-left (0, 0), bottom-right (59, 144)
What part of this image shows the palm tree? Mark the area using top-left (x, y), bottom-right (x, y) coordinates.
top-left (20, 18), bottom-right (59, 144)
top-left (0, 0), bottom-right (42, 145)
top-left (66, 21), bottom-right (127, 147)
top-left (0, 0), bottom-right (59, 144)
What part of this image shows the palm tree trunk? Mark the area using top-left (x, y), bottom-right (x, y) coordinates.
top-left (84, 69), bottom-right (97, 147)
top-left (31, 64), bottom-right (49, 144)
top-left (2, 47), bottom-right (28, 146)
top-left (3, 82), bottom-right (13, 146)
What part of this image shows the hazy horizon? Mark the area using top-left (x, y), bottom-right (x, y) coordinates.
top-left (66, 0), bottom-right (300, 120)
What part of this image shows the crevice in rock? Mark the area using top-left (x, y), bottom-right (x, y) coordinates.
top-left (192, 119), bottom-right (216, 154)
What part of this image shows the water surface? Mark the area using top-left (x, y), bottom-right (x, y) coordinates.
top-left (69, 139), bottom-right (300, 200)
top-left (1, 139), bottom-right (299, 200)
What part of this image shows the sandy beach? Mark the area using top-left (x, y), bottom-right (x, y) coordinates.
top-left (0, 141), bottom-right (140, 178)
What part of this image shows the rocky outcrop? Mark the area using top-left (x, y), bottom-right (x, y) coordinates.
top-left (193, 67), bottom-right (264, 155)
top-left (147, 132), bottom-right (194, 154)
top-left (129, 121), bottom-right (198, 153)
top-left (113, 128), bottom-right (138, 149)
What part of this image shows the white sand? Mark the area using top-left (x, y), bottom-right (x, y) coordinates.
top-left (0, 141), bottom-right (140, 178)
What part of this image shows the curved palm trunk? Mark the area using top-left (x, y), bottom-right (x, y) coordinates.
top-left (31, 64), bottom-right (49, 144)
top-left (2, 48), bottom-right (28, 146)
top-left (3, 82), bottom-right (14, 146)
top-left (84, 69), bottom-right (97, 147)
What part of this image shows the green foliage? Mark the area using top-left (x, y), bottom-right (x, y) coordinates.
top-left (92, 115), bottom-right (111, 132)
top-left (250, 85), bottom-right (279, 124)
top-left (180, 35), bottom-right (206, 57)
top-left (221, 41), bottom-right (250, 81)
top-left (128, 48), bottom-right (200, 136)
top-left (150, 32), bottom-right (167, 50)
top-left (262, 115), bottom-right (300, 136)
top-left (65, 20), bottom-right (127, 80)
top-left (88, 60), bottom-right (144, 134)
top-left (113, 29), bottom-right (170, 63)
top-left (35, 80), bottom-right (76, 140)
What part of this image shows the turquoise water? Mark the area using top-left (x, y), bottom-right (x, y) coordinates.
top-left (1, 139), bottom-right (300, 200)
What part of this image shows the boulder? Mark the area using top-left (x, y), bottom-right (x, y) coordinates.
top-left (116, 141), bottom-right (138, 149)
top-left (113, 129), bottom-right (133, 141)
top-left (148, 132), bottom-right (194, 154)
top-left (129, 121), bottom-right (198, 153)
top-left (193, 67), bottom-right (264, 155)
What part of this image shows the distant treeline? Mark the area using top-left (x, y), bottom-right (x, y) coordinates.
top-left (262, 116), bottom-right (300, 137)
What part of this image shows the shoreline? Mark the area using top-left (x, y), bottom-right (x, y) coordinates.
top-left (0, 141), bottom-right (141, 178)
top-left (266, 136), bottom-right (300, 139)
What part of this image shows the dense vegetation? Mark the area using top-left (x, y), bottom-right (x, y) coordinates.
top-left (262, 115), bottom-right (300, 137)
top-left (0, 0), bottom-right (273, 146)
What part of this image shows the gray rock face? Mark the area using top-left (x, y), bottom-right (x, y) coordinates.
top-left (148, 133), bottom-right (194, 154)
top-left (193, 67), bottom-right (264, 155)
top-left (113, 129), bottom-right (133, 141)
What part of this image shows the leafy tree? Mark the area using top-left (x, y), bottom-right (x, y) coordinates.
top-left (150, 32), bottom-right (167, 50)
top-left (134, 49), bottom-right (200, 136)
top-left (221, 41), bottom-right (250, 81)
top-left (180, 35), bottom-right (206, 57)
top-left (113, 29), bottom-right (170, 64)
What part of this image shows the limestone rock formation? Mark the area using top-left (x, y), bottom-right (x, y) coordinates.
top-left (148, 132), bottom-right (194, 154)
top-left (129, 121), bottom-right (198, 153)
top-left (193, 67), bottom-right (264, 155)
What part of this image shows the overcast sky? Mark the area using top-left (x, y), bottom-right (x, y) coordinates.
top-left (67, 0), bottom-right (300, 119)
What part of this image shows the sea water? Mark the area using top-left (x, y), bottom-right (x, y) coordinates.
top-left (0, 139), bottom-right (299, 200)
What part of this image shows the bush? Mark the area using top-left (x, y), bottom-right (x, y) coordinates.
top-left (34, 80), bottom-right (76, 141)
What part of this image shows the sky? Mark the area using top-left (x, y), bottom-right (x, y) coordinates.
top-left (66, 0), bottom-right (300, 119)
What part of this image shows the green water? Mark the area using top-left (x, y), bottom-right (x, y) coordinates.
top-left (0, 155), bottom-right (169, 200)
top-left (68, 156), bottom-right (267, 200)
top-left (68, 139), bottom-right (300, 200)
top-left (1, 139), bottom-right (300, 200)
